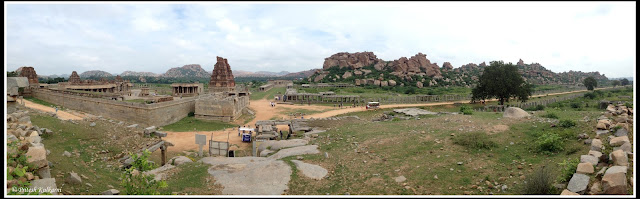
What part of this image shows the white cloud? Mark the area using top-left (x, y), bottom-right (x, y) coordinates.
top-left (4, 2), bottom-right (636, 78)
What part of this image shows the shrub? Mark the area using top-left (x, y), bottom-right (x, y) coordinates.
top-left (559, 119), bottom-right (576, 128)
top-left (541, 112), bottom-right (559, 119)
top-left (523, 166), bottom-right (555, 194)
top-left (121, 150), bottom-right (168, 195)
top-left (583, 92), bottom-right (596, 99)
top-left (557, 158), bottom-right (579, 183)
top-left (624, 102), bottom-right (633, 108)
top-left (460, 105), bottom-right (473, 115)
top-left (527, 104), bottom-right (545, 111)
top-left (536, 132), bottom-right (564, 153)
top-left (570, 102), bottom-right (582, 109)
top-left (452, 132), bottom-right (497, 150)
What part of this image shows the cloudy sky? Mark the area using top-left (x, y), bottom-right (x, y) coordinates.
top-left (4, 2), bottom-right (636, 77)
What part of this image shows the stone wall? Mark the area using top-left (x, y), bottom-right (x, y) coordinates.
top-left (195, 94), bottom-right (249, 122)
top-left (32, 90), bottom-right (196, 127)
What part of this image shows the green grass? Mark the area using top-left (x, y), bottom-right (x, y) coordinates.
top-left (30, 114), bottom-right (124, 194)
top-left (162, 162), bottom-right (221, 194)
top-left (24, 96), bottom-right (60, 108)
top-left (283, 96), bottom-right (607, 194)
top-left (161, 116), bottom-right (235, 132)
top-left (250, 87), bottom-right (286, 100)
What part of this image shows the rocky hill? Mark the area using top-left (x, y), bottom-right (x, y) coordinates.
top-left (79, 70), bottom-right (113, 78)
top-left (282, 69), bottom-right (318, 78)
top-left (162, 64), bottom-right (211, 78)
top-left (120, 71), bottom-right (160, 77)
top-left (234, 70), bottom-right (290, 77)
top-left (309, 52), bottom-right (609, 88)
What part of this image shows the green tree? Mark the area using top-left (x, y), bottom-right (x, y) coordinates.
top-left (620, 78), bottom-right (630, 86)
top-left (7, 71), bottom-right (18, 77)
top-left (583, 76), bottom-right (597, 91)
top-left (471, 61), bottom-right (533, 105)
top-left (611, 80), bottom-right (620, 87)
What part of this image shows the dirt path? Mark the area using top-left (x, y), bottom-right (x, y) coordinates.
top-left (246, 99), bottom-right (336, 125)
top-left (21, 99), bottom-right (85, 120)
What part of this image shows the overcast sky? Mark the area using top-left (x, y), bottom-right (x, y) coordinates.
top-left (4, 2), bottom-right (636, 77)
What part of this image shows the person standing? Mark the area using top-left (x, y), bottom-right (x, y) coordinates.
top-left (279, 130), bottom-right (283, 140)
top-left (55, 107), bottom-right (58, 114)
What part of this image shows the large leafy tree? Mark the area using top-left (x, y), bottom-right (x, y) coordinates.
top-left (620, 78), bottom-right (630, 86)
top-left (471, 61), bottom-right (533, 105)
top-left (583, 76), bottom-right (597, 91)
top-left (611, 80), bottom-right (620, 88)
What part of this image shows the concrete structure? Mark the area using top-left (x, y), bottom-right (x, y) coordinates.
top-left (195, 91), bottom-right (250, 122)
top-left (209, 56), bottom-right (236, 93)
top-left (171, 83), bottom-right (203, 97)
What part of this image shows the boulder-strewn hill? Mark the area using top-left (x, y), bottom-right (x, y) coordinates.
top-left (309, 52), bottom-right (609, 88)
top-left (121, 71), bottom-right (160, 77)
top-left (162, 64), bottom-right (211, 78)
top-left (79, 70), bottom-right (113, 78)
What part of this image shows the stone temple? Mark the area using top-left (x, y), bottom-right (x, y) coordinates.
top-left (209, 56), bottom-right (236, 93)
top-left (15, 56), bottom-right (250, 126)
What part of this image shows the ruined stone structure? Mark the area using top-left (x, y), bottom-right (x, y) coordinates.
top-left (209, 57), bottom-right (236, 93)
top-left (267, 80), bottom-right (293, 87)
top-left (59, 71), bottom-right (132, 94)
top-left (259, 84), bottom-right (274, 92)
top-left (195, 91), bottom-right (250, 122)
top-left (139, 87), bottom-right (150, 97)
top-left (16, 66), bottom-right (39, 86)
top-left (171, 83), bottom-right (203, 97)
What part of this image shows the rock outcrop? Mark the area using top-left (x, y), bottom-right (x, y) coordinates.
top-left (322, 52), bottom-right (383, 70)
top-left (164, 64), bottom-right (211, 78)
top-left (502, 107), bottom-right (530, 119)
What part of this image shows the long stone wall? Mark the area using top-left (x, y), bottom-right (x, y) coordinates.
top-left (32, 90), bottom-right (196, 127)
top-left (195, 94), bottom-right (249, 122)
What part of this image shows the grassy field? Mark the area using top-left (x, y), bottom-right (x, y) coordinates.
top-left (161, 115), bottom-right (236, 132)
top-left (162, 162), bottom-right (223, 194)
top-left (30, 114), bottom-right (147, 195)
top-left (250, 87), bottom-right (286, 100)
top-left (283, 88), bottom-right (633, 195)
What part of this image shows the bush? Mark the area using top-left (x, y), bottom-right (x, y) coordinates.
top-left (583, 92), bottom-right (596, 99)
top-left (559, 119), bottom-right (576, 128)
top-left (536, 132), bottom-right (564, 153)
top-left (452, 132), bottom-right (497, 150)
top-left (557, 158), bottom-right (579, 183)
top-left (570, 102), bottom-right (582, 109)
top-left (459, 105), bottom-right (473, 115)
top-left (523, 166), bottom-right (555, 194)
top-left (121, 150), bottom-right (168, 195)
top-left (624, 102), bottom-right (633, 108)
top-left (525, 104), bottom-right (545, 111)
top-left (541, 112), bottom-right (558, 119)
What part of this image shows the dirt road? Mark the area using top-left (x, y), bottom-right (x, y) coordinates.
top-left (21, 99), bottom-right (85, 120)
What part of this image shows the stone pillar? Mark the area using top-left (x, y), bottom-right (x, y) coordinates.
top-left (161, 145), bottom-right (167, 165)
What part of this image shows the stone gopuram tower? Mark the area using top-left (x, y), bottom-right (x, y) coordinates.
top-left (69, 71), bottom-right (82, 84)
top-left (16, 66), bottom-right (39, 86)
top-left (209, 56), bottom-right (236, 93)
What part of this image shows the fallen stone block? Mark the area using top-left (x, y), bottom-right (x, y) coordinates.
top-left (602, 172), bottom-right (627, 194)
top-left (609, 136), bottom-right (629, 147)
top-left (611, 150), bottom-right (628, 166)
top-left (580, 155), bottom-right (599, 165)
top-left (65, 172), bottom-right (82, 184)
top-left (29, 178), bottom-right (59, 195)
top-left (567, 173), bottom-right (590, 194)
top-left (25, 146), bottom-right (48, 168)
top-left (576, 162), bottom-right (594, 174)
top-left (101, 189), bottom-right (120, 195)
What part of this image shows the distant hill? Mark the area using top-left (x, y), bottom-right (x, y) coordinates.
top-left (282, 69), bottom-right (318, 78)
top-left (234, 70), bottom-right (290, 77)
top-left (162, 64), bottom-right (211, 78)
top-left (609, 77), bottom-right (633, 81)
top-left (121, 71), bottom-right (161, 77)
top-left (80, 70), bottom-right (113, 78)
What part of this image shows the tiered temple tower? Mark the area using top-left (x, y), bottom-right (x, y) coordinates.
top-left (209, 56), bottom-right (236, 93)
